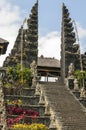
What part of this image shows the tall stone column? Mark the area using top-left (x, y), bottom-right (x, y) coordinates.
top-left (0, 73), bottom-right (7, 130)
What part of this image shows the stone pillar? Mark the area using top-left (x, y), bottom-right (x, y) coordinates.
top-left (0, 73), bottom-right (7, 130)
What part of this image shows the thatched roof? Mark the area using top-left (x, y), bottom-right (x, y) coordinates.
top-left (38, 56), bottom-right (60, 68)
top-left (0, 38), bottom-right (9, 54)
top-left (0, 38), bottom-right (9, 44)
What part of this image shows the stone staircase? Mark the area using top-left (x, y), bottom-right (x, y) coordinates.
top-left (4, 86), bottom-right (51, 129)
top-left (40, 81), bottom-right (86, 130)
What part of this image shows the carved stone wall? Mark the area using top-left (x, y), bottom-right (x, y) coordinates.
top-left (3, 1), bottom-right (38, 68)
top-left (61, 3), bottom-right (81, 82)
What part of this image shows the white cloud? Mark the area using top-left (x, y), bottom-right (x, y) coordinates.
top-left (38, 31), bottom-right (61, 60)
top-left (0, 0), bottom-right (86, 67)
top-left (38, 23), bottom-right (86, 60)
top-left (76, 22), bottom-right (86, 52)
top-left (76, 22), bottom-right (86, 39)
top-left (0, 0), bottom-right (21, 66)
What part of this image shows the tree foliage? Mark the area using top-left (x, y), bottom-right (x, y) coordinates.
top-left (4, 64), bottom-right (32, 88)
top-left (75, 70), bottom-right (86, 88)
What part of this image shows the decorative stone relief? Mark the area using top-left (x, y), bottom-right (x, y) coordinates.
top-left (30, 60), bottom-right (37, 77)
top-left (49, 115), bottom-right (57, 129)
top-left (39, 90), bottom-right (45, 105)
top-left (0, 73), bottom-right (7, 130)
top-left (74, 78), bottom-right (79, 91)
top-left (80, 87), bottom-right (86, 98)
top-left (45, 103), bottom-right (50, 115)
top-left (68, 63), bottom-right (74, 78)
top-left (35, 83), bottom-right (41, 95)
top-left (32, 76), bottom-right (37, 87)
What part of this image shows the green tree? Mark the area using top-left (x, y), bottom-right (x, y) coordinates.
top-left (4, 64), bottom-right (32, 88)
top-left (75, 70), bottom-right (86, 88)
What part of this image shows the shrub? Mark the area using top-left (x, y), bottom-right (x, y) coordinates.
top-left (4, 64), bottom-right (32, 89)
top-left (12, 123), bottom-right (30, 130)
top-left (12, 123), bottom-right (49, 130)
top-left (28, 123), bottom-right (49, 130)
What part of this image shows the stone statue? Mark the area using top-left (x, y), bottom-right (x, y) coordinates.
top-left (32, 76), bottom-right (37, 87)
top-left (30, 60), bottom-right (37, 76)
top-left (68, 63), bottom-right (74, 78)
top-left (45, 103), bottom-right (50, 115)
top-left (80, 87), bottom-right (86, 98)
top-left (49, 115), bottom-right (57, 129)
top-left (74, 78), bottom-right (79, 91)
top-left (39, 90), bottom-right (45, 104)
top-left (35, 83), bottom-right (41, 95)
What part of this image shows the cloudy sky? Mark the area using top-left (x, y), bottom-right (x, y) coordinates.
top-left (0, 0), bottom-right (86, 66)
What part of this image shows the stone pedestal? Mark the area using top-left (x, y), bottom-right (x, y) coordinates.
top-left (79, 97), bottom-right (86, 107)
top-left (74, 78), bottom-right (79, 91)
top-left (68, 78), bottom-right (74, 90)
top-left (72, 90), bottom-right (80, 99)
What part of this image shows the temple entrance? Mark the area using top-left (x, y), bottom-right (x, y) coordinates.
top-left (37, 56), bottom-right (60, 82)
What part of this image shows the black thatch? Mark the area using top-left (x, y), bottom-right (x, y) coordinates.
top-left (38, 57), bottom-right (60, 68)
top-left (0, 38), bottom-right (9, 54)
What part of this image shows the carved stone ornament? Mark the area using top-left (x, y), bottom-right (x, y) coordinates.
top-left (49, 115), bottom-right (57, 129)
top-left (80, 87), bottom-right (86, 98)
top-left (30, 60), bottom-right (37, 76)
top-left (35, 83), bottom-right (41, 95)
top-left (39, 90), bottom-right (45, 105)
top-left (68, 63), bottom-right (74, 78)
top-left (45, 103), bottom-right (50, 115)
top-left (74, 78), bottom-right (79, 91)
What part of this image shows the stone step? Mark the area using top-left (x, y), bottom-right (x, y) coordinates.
top-left (79, 97), bottom-right (86, 107)
top-left (40, 82), bottom-right (86, 129)
top-left (39, 81), bottom-right (64, 86)
top-left (3, 87), bottom-right (36, 96)
top-left (7, 115), bottom-right (50, 127)
top-left (5, 95), bottom-right (40, 105)
top-left (21, 87), bottom-right (35, 96)
top-left (63, 125), bottom-right (86, 130)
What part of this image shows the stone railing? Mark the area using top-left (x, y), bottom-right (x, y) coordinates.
top-left (66, 63), bottom-right (86, 108)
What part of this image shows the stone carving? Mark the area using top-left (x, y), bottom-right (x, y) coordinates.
top-left (68, 63), bottom-right (74, 78)
top-left (61, 3), bottom-right (81, 82)
top-left (80, 87), bottom-right (86, 98)
top-left (32, 76), bottom-right (37, 87)
top-left (30, 60), bottom-right (37, 77)
top-left (3, 0), bottom-right (38, 68)
top-left (45, 103), bottom-right (50, 115)
top-left (49, 115), bottom-right (57, 129)
top-left (35, 83), bottom-right (41, 95)
top-left (74, 78), bottom-right (79, 91)
top-left (39, 90), bottom-right (45, 105)
top-left (0, 72), bottom-right (7, 130)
